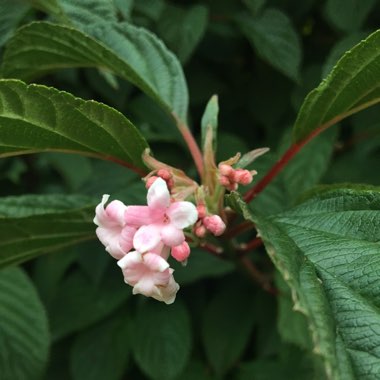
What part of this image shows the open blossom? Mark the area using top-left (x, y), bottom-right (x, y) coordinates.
top-left (94, 178), bottom-right (198, 304)
top-left (125, 178), bottom-right (198, 253)
top-left (117, 251), bottom-right (179, 304)
top-left (93, 195), bottom-right (136, 259)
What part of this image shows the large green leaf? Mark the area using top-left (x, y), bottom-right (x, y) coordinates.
top-left (57, 0), bottom-right (118, 25)
top-left (0, 79), bottom-right (148, 169)
top-left (293, 29), bottom-right (380, 141)
top-left (0, 0), bottom-right (30, 48)
top-left (236, 8), bottom-right (302, 81)
top-left (0, 267), bottom-right (49, 380)
top-left (0, 194), bottom-right (95, 267)
top-left (324, 0), bottom-right (376, 32)
top-left (157, 4), bottom-right (209, 64)
top-left (1, 21), bottom-right (189, 122)
top-left (201, 284), bottom-right (256, 376)
top-left (253, 186), bottom-right (380, 379)
top-left (47, 262), bottom-right (130, 341)
top-left (131, 300), bottom-right (192, 380)
top-left (70, 307), bottom-right (131, 380)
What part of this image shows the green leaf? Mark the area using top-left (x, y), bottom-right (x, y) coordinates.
top-left (58, 0), bottom-right (118, 25)
top-left (0, 267), bottom-right (49, 380)
top-left (255, 186), bottom-right (380, 379)
top-left (241, 0), bottom-right (267, 15)
top-left (202, 284), bottom-right (256, 376)
top-left (70, 308), bottom-right (131, 380)
top-left (201, 95), bottom-right (219, 152)
top-left (276, 273), bottom-right (313, 350)
top-left (2, 21), bottom-right (189, 122)
top-left (293, 29), bottom-right (380, 142)
top-left (322, 32), bottom-right (368, 79)
top-left (27, 0), bottom-right (65, 18)
top-left (44, 153), bottom-right (93, 191)
top-left (131, 300), bottom-right (192, 380)
top-left (236, 345), bottom-right (325, 380)
top-left (0, 0), bottom-right (30, 48)
top-left (324, 0), bottom-right (376, 32)
top-left (0, 79), bottom-right (148, 170)
top-left (236, 8), bottom-right (302, 81)
top-left (157, 4), bottom-right (209, 64)
top-left (48, 262), bottom-right (130, 340)
top-left (175, 360), bottom-right (214, 380)
top-left (0, 194), bottom-right (95, 267)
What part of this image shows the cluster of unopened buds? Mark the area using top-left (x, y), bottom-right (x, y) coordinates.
top-left (218, 163), bottom-right (256, 191)
top-left (94, 144), bottom-right (266, 304)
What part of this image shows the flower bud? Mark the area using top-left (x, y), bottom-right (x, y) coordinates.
top-left (171, 241), bottom-right (191, 262)
top-left (203, 215), bottom-right (226, 236)
top-left (219, 164), bottom-right (234, 177)
top-left (233, 169), bottom-right (253, 185)
top-left (219, 175), bottom-right (232, 187)
top-left (195, 224), bottom-right (207, 238)
top-left (157, 169), bottom-right (172, 180)
top-left (196, 204), bottom-right (207, 219)
top-left (145, 176), bottom-right (158, 189)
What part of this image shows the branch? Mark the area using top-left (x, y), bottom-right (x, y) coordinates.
top-left (173, 114), bottom-right (204, 179)
top-left (244, 98), bottom-right (380, 203)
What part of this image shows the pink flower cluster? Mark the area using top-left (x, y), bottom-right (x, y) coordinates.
top-left (93, 178), bottom-right (198, 304)
top-left (218, 164), bottom-right (256, 191)
top-left (194, 204), bottom-right (226, 238)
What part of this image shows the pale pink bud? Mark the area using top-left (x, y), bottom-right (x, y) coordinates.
top-left (146, 176), bottom-right (158, 189)
top-left (227, 182), bottom-right (238, 191)
top-left (195, 224), bottom-right (207, 238)
top-left (219, 175), bottom-right (232, 187)
top-left (171, 241), bottom-right (191, 262)
top-left (166, 178), bottom-right (175, 190)
top-left (219, 164), bottom-right (234, 177)
top-left (203, 215), bottom-right (226, 236)
top-left (233, 169), bottom-right (253, 185)
top-left (196, 204), bottom-right (207, 219)
top-left (157, 169), bottom-right (172, 180)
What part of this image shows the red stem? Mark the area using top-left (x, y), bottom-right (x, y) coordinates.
top-left (244, 98), bottom-right (380, 203)
top-left (240, 256), bottom-right (278, 295)
top-left (104, 155), bottom-right (148, 177)
top-left (237, 237), bottom-right (263, 253)
top-left (200, 241), bottom-right (224, 256)
top-left (224, 220), bottom-right (254, 238)
top-left (173, 114), bottom-right (204, 179)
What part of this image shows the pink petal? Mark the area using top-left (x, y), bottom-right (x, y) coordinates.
top-left (171, 242), bottom-right (191, 262)
top-left (144, 252), bottom-right (170, 272)
top-left (133, 224), bottom-right (161, 252)
top-left (117, 250), bottom-right (142, 269)
top-left (124, 206), bottom-right (155, 226)
top-left (160, 224), bottom-right (185, 247)
top-left (167, 201), bottom-right (198, 229)
top-left (119, 226), bottom-right (137, 253)
top-left (147, 177), bottom-right (170, 210)
top-left (153, 273), bottom-right (180, 304)
top-left (93, 194), bottom-right (110, 226)
top-left (96, 226), bottom-right (125, 259)
top-left (106, 200), bottom-right (127, 225)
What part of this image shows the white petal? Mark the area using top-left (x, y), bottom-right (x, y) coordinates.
top-left (147, 178), bottom-right (170, 210)
top-left (117, 250), bottom-right (141, 269)
top-left (93, 194), bottom-right (110, 226)
top-left (167, 201), bottom-right (198, 229)
top-left (133, 225), bottom-right (161, 253)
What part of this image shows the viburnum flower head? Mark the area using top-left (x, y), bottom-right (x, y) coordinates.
top-left (125, 177), bottom-right (198, 254)
top-left (117, 251), bottom-right (179, 304)
top-left (93, 195), bottom-right (136, 259)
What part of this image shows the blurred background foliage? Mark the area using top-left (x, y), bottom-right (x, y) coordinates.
top-left (1, 0), bottom-right (380, 379)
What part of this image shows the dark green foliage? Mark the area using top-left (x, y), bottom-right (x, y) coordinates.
top-left (0, 1), bottom-right (380, 379)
